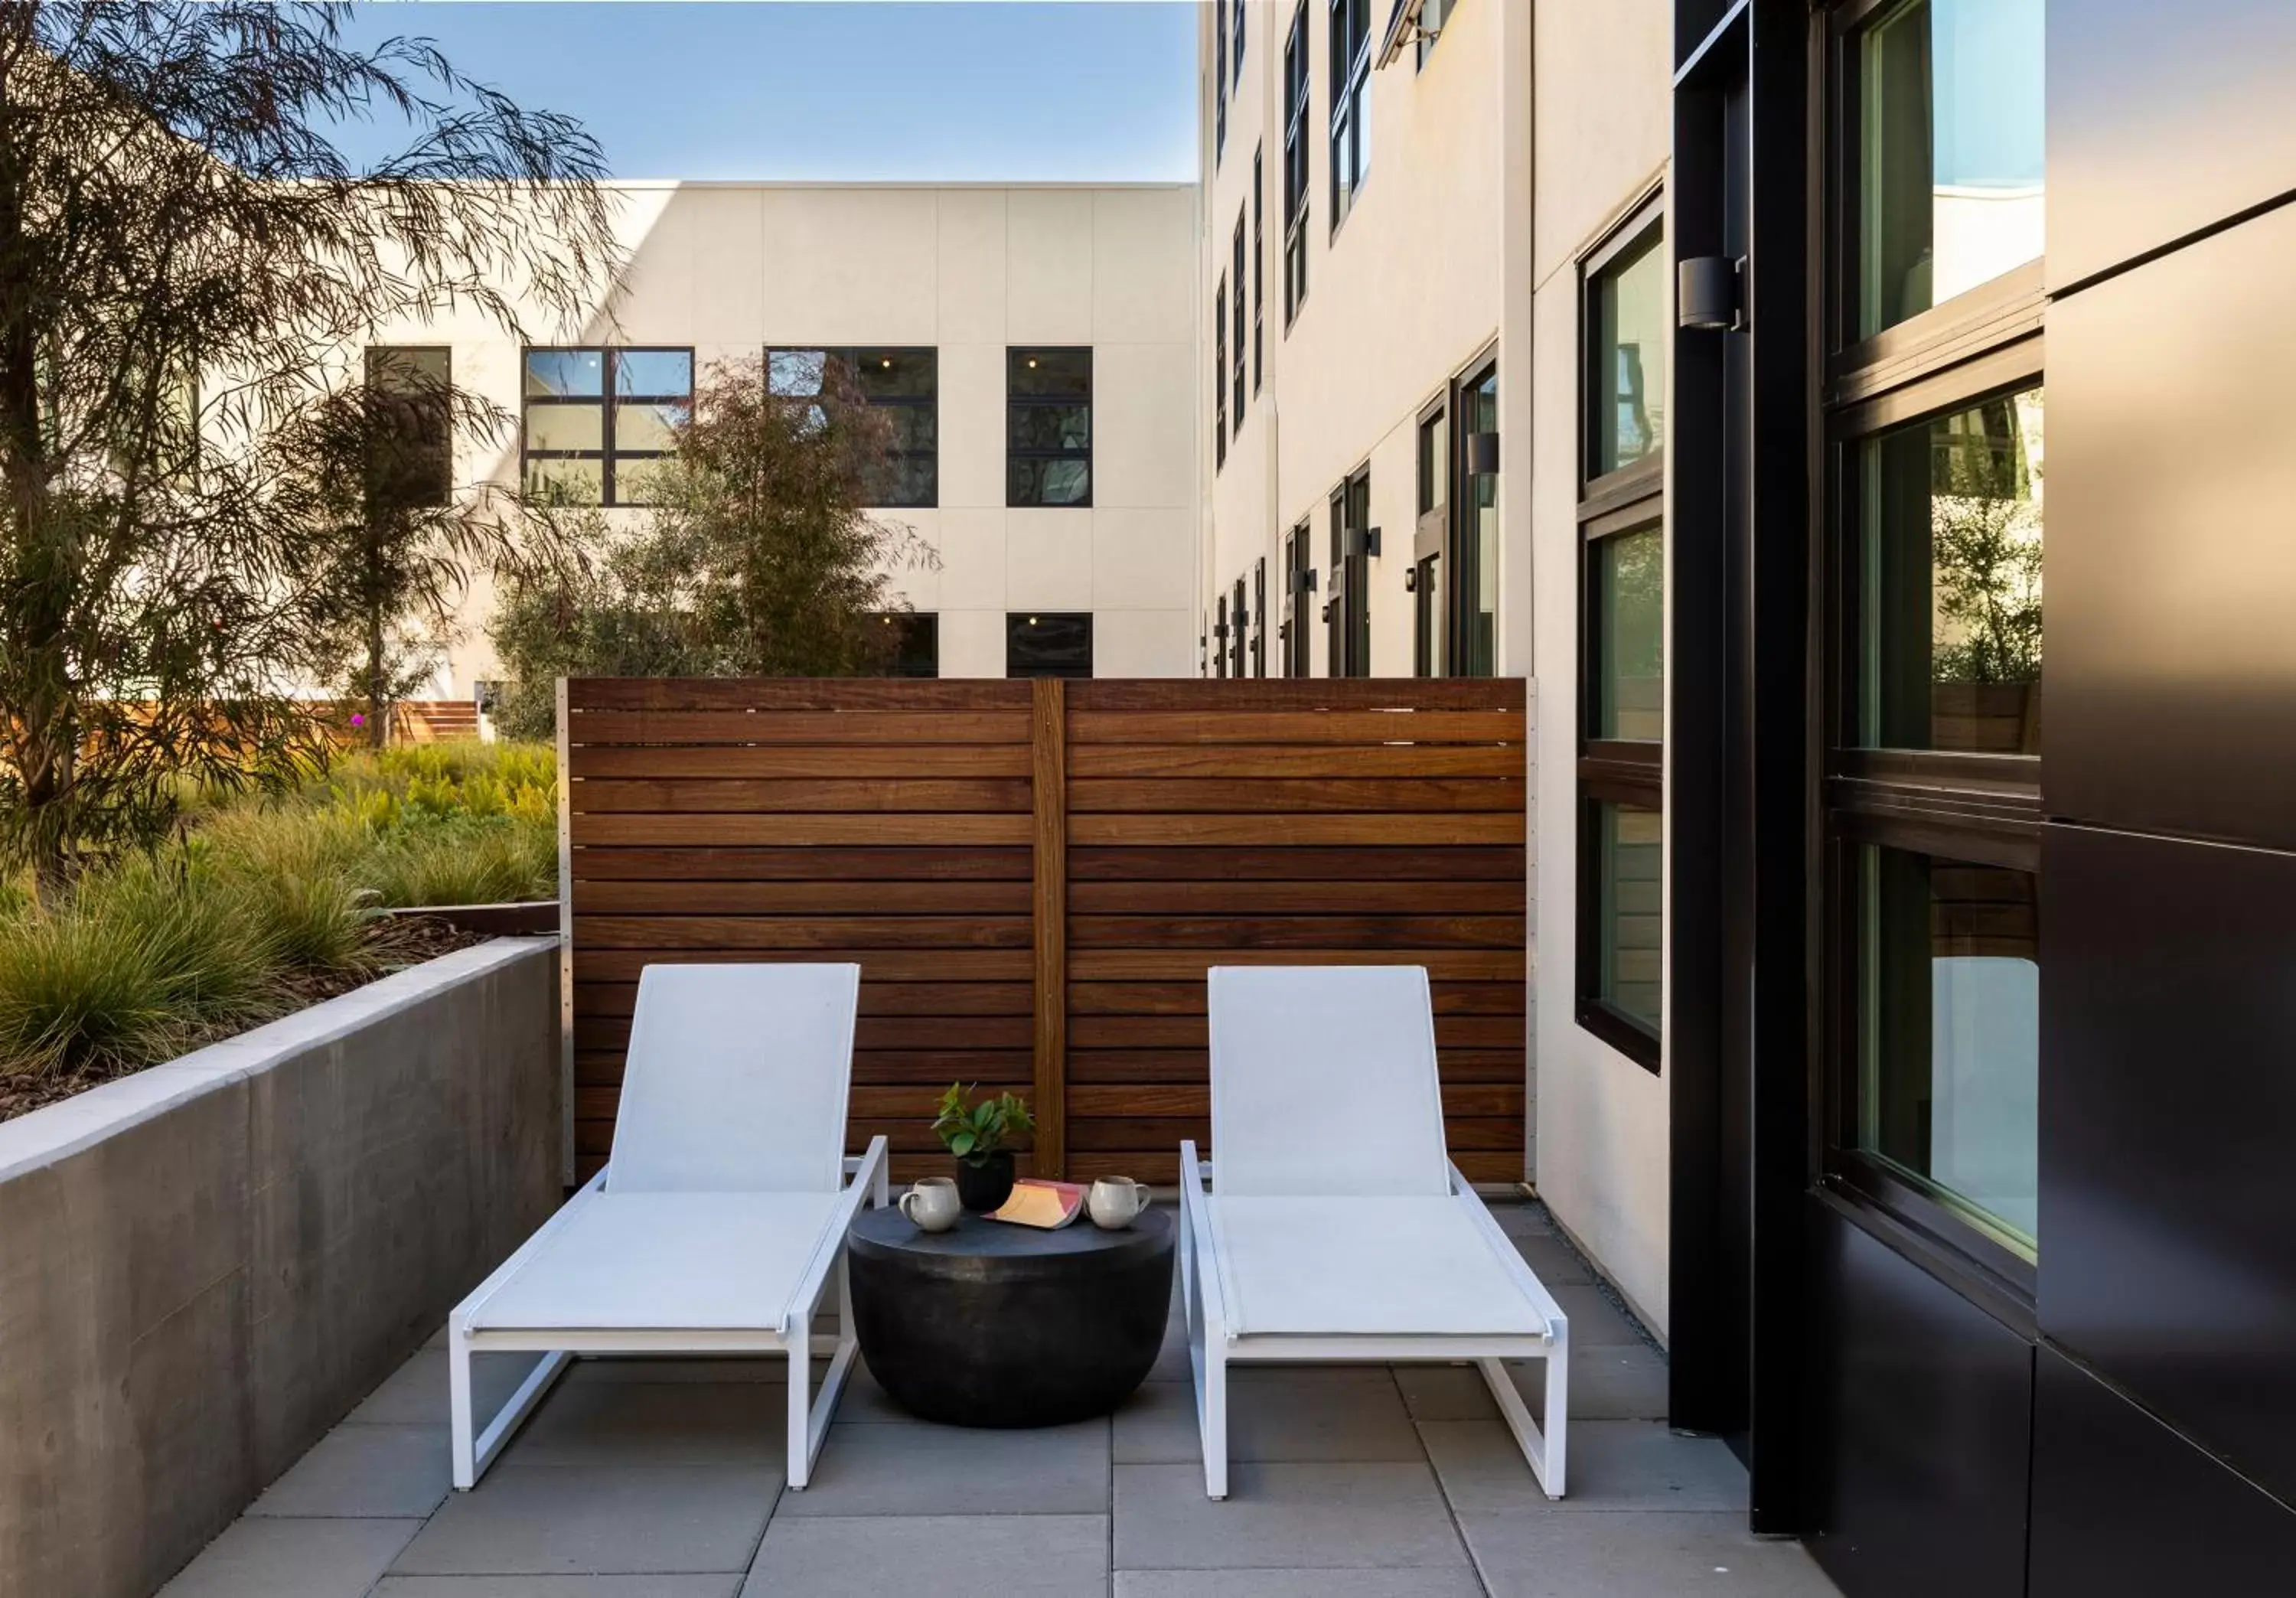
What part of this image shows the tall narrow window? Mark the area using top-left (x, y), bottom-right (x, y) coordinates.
top-left (1856, 0), bottom-right (2045, 341)
top-left (1328, 0), bottom-right (1372, 232)
top-left (523, 347), bottom-right (691, 507)
top-left (1453, 363), bottom-right (1498, 677)
top-left (1251, 145), bottom-right (1266, 390)
top-left (1252, 557), bottom-right (1268, 677)
top-left (1213, 280), bottom-right (1228, 471)
top-left (1326, 468), bottom-right (1370, 678)
top-left (1007, 348), bottom-right (1092, 507)
top-left (767, 347), bottom-right (938, 508)
top-left (364, 347), bottom-right (452, 514)
top-left (1283, 521), bottom-right (1313, 677)
top-left (1282, 2), bottom-right (1311, 324)
top-left (1575, 199), bottom-right (1666, 1071)
top-left (869, 613), bottom-right (939, 678)
top-left (1215, 0), bottom-right (1228, 164)
top-left (1007, 612), bottom-right (1092, 680)
top-left (1231, 212), bottom-right (1247, 432)
top-left (1231, 0), bottom-right (1247, 85)
top-left (1215, 595), bottom-right (1230, 678)
top-left (1414, 401), bottom-right (1447, 677)
top-left (1231, 576), bottom-right (1248, 678)
top-left (1415, 0), bottom-right (1453, 70)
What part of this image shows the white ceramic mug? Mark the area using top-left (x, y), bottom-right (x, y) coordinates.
top-left (899, 1176), bottom-right (962, 1234)
top-left (1087, 1176), bottom-right (1150, 1230)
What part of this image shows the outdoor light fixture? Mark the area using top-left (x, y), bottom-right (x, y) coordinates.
top-left (1678, 255), bottom-right (1745, 331)
top-left (1343, 523), bottom-right (1382, 559)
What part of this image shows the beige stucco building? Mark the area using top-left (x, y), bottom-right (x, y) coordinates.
top-left (368, 181), bottom-right (1202, 691)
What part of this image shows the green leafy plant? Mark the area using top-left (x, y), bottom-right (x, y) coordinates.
top-left (931, 1082), bottom-right (1034, 1163)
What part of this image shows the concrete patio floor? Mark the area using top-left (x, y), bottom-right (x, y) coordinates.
top-left (158, 1202), bottom-right (1839, 1597)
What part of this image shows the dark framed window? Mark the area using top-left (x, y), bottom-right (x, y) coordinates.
top-left (1325, 467), bottom-right (1370, 678)
top-left (1818, 0), bottom-right (2046, 1285)
top-left (1282, 520), bottom-right (1314, 677)
top-left (1231, 212), bottom-right (1248, 432)
top-left (1414, 0), bottom-right (1453, 70)
top-left (1251, 145), bottom-right (1266, 390)
top-left (1231, 0), bottom-right (1247, 86)
top-left (1215, 595), bottom-right (1230, 679)
top-left (1412, 399), bottom-right (1447, 677)
top-left (869, 612), bottom-right (939, 678)
top-left (1230, 575), bottom-right (1248, 678)
top-left (1215, 0), bottom-right (1228, 164)
top-left (523, 347), bottom-right (691, 507)
top-left (1282, 1), bottom-right (1311, 325)
top-left (1452, 361), bottom-right (1499, 677)
top-left (1214, 279), bottom-right (1228, 471)
top-left (1007, 348), bottom-right (1091, 507)
top-left (1252, 557), bottom-right (1268, 677)
top-left (1007, 612), bottom-right (1091, 680)
top-left (767, 347), bottom-right (937, 508)
top-left (364, 346), bottom-right (452, 514)
top-left (1575, 196), bottom-right (1665, 1071)
top-left (1328, 0), bottom-right (1372, 233)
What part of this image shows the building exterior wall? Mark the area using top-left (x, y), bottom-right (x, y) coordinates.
top-left (361, 182), bottom-right (1200, 691)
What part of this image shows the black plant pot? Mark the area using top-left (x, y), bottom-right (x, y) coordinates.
top-left (954, 1151), bottom-right (1016, 1212)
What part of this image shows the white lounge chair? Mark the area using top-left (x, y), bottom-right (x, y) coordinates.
top-left (446, 962), bottom-right (888, 1491)
top-left (1179, 964), bottom-right (1567, 1500)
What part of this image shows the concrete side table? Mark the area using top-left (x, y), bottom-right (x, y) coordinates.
top-left (846, 1205), bottom-right (1174, 1427)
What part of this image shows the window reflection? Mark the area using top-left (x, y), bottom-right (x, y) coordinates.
top-left (1856, 844), bottom-right (2038, 1255)
top-left (1859, 0), bottom-right (2045, 338)
top-left (1594, 230), bottom-right (1667, 477)
top-left (1858, 386), bottom-right (2043, 753)
top-left (1595, 527), bottom-right (1664, 742)
top-left (1597, 802), bottom-right (1664, 1031)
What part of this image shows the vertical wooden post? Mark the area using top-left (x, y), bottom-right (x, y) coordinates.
top-left (1030, 677), bottom-right (1068, 1179)
top-left (554, 677), bottom-right (576, 1188)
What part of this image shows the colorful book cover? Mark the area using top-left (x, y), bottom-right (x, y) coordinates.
top-left (988, 1179), bottom-right (1088, 1229)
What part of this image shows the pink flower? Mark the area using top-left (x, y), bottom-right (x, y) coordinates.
top-left (349, 713), bottom-right (366, 726)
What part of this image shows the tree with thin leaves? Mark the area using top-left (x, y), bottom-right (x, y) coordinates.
top-left (0, 2), bottom-right (618, 895)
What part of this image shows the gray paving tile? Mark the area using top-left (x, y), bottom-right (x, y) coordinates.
top-left (1507, 1228), bottom-right (1595, 1287)
top-left (1552, 1284), bottom-right (1649, 1348)
top-left (375, 1580), bottom-right (740, 1597)
top-left (1114, 1462), bottom-right (1470, 1570)
top-left (776, 1415), bottom-right (1110, 1515)
top-left (742, 1514), bottom-right (1110, 1596)
top-left (351, 1348), bottom-right (547, 1427)
top-left (1489, 1202), bottom-right (1554, 1241)
top-left (389, 1459), bottom-right (779, 1575)
top-left (1116, 1368), bottom-right (1421, 1465)
top-left (1458, 1509), bottom-right (1841, 1596)
top-left (158, 1516), bottom-right (422, 1598)
top-left (1393, 1345), bottom-right (1668, 1424)
top-left (249, 1424), bottom-right (451, 1518)
top-left (1419, 1419), bottom-right (1744, 1514)
top-left (1118, 1573), bottom-right (1484, 1597)
top-left (513, 1379), bottom-right (782, 1467)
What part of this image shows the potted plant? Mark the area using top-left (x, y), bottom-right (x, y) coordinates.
top-left (932, 1082), bottom-right (1033, 1211)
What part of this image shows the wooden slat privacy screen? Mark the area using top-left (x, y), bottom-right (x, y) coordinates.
top-left (562, 677), bottom-right (1528, 1185)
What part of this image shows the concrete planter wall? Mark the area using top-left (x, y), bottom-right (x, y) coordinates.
top-left (0, 937), bottom-right (560, 1598)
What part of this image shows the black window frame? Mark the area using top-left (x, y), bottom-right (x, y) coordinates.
top-left (1006, 347), bottom-right (1093, 508)
top-left (1213, 279), bottom-right (1228, 471)
top-left (521, 345), bottom-right (693, 508)
top-left (1251, 145), bottom-right (1266, 390)
top-left (1328, 0), bottom-right (1372, 235)
top-left (868, 611), bottom-right (940, 679)
top-left (1230, 574), bottom-right (1249, 678)
top-left (766, 346), bottom-right (938, 509)
top-left (1232, 0), bottom-right (1247, 87)
top-left (1324, 466), bottom-right (1371, 678)
top-left (1215, 0), bottom-right (1228, 165)
top-left (364, 345), bottom-right (452, 514)
top-left (1215, 594), bottom-right (1230, 679)
top-left (1412, 392), bottom-right (1447, 678)
top-left (1574, 197), bottom-right (1668, 1072)
top-left (1450, 356), bottom-right (1500, 679)
top-left (1006, 611), bottom-right (1093, 680)
top-left (1814, 0), bottom-right (2047, 1296)
top-left (1252, 556), bottom-right (1268, 677)
top-left (1282, 520), bottom-right (1314, 677)
top-left (1231, 210), bottom-right (1248, 433)
top-left (1282, 1), bottom-right (1312, 326)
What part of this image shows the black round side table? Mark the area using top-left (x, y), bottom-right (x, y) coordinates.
top-left (846, 1205), bottom-right (1174, 1427)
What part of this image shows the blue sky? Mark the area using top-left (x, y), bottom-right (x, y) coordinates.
top-left (330, 2), bottom-right (1199, 182)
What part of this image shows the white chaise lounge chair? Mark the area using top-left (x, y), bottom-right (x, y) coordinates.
top-left (447, 962), bottom-right (888, 1491)
top-left (1179, 964), bottom-right (1568, 1500)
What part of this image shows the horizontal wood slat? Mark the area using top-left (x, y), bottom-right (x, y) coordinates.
top-left (564, 678), bottom-right (1527, 1185)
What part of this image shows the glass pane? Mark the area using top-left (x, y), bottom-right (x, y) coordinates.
top-left (1006, 612), bottom-right (1093, 678)
top-left (1595, 527), bottom-right (1665, 740)
top-left (1596, 802), bottom-right (1664, 1032)
top-left (853, 349), bottom-right (936, 400)
top-left (368, 347), bottom-right (448, 394)
top-left (1857, 386), bottom-right (2043, 753)
top-left (768, 349), bottom-right (828, 398)
top-left (612, 457), bottom-right (674, 507)
top-left (615, 349), bottom-right (692, 397)
top-left (1417, 410), bottom-right (1446, 514)
top-left (1859, 0), bottom-right (2045, 339)
top-left (1009, 457), bottom-right (1091, 507)
top-left (1009, 405), bottom-right (1093, 452)
top-left (1459, 371), bottom-right (1499, 677)
top-left (523, 456), bottom-right (602, 503)
top-left (882, 406), bottom-right (938, 453)
top-left (1856, 844), bottom-right (2038, 1255)
top-left (523, 349), bottom-right (602, 398)
top-left (1009, 348), bottom-right (1091, 400)
top-left (524, 403), bottom-right (603, 453)
top-left (613, 402), bottom-right (685, 455)
top-left (1594, 230), bottom-right (1667, 476)
top-left (873, 612), bottom-right (938, 677)
top-left (866, 452), bottom-right (937, 509)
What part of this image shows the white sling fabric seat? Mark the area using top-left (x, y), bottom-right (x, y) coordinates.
top-left (446, 962), bottom-right (887, 1493)
top-left (1179, 965), bottom-right (1569, 1500)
